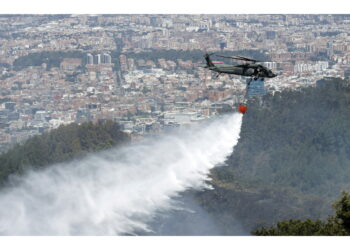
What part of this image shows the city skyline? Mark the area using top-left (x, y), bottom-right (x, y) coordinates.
top-left (1, 14), bottom-right (349, 152)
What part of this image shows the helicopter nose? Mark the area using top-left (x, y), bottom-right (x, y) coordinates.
top-left (271, 73), bottom-right (277, 78)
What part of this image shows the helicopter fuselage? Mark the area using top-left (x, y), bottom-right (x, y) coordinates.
top-left (204, 54), bottom-right (277, 79)
top-left (206, 64), bottom-right (276, 78)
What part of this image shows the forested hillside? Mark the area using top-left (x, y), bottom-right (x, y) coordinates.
top-left (253, 191), bottom-right (350, 236)
top-left (0, 120), bottom-right (130, 185)
top-left (197, 77), bottom-right (350, 233)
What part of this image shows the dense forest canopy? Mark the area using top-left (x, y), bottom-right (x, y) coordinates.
top-left (0, 120), bottom-right (130, 185)
top-left (253, 191), bottom-right (350, 236)
top-left (197, 77), bottom-right (350, 233)
top-left (224, 77), bottom-right (350, 198)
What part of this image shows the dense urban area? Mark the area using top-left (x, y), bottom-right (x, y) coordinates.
top-left (0, 14), bottom-right (349, 152)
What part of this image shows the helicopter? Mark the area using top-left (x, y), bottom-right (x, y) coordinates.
top-left (203, 53), bottom-right (277, 80)
top-left (203, 53), bottom-right (277, 114)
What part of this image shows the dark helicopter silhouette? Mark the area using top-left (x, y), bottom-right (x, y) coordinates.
top-left (204, 53), bottom-right (277, 80)
top-left (202, 53), bottom-right (277, 114)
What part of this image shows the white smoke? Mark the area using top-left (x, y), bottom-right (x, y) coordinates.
top-left (0, 113), bottom-right (242, 235)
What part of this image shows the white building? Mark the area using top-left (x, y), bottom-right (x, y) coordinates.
top-left (86, 53), bottom-right (94, 65)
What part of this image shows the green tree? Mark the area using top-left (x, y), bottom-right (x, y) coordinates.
top-left (333, 191), bottom-right (350, 233)
top-left (0, 121), bottom-right (130, 185)
top-left (253, 191), bottom-right (350, 236)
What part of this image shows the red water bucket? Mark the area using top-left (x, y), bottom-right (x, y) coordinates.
top-left (238, 104), bottom-right (247, 114)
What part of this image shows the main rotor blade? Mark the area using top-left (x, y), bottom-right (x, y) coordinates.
top-left (215, 55), bottom-right (244, 60)
top-left (234, 55), bottom-right (261, 62)
top-left (215, 55), bottom-right (234, 59)
top-left (215, 54), bottom-right (261, 63)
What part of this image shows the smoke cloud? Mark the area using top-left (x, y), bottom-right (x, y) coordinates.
top-left (0, 113), bottom-right (242, 235)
